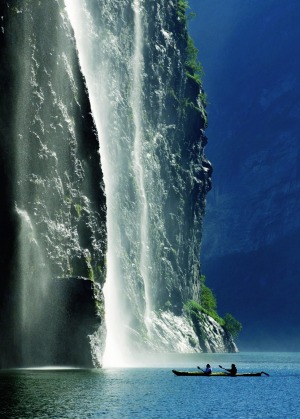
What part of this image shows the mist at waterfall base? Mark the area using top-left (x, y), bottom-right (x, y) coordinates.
top-left (189, 0), bottom-right (300, 351)
top-left (0, 353), bottom-right (299, 418)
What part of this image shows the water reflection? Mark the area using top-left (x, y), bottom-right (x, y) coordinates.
top-left (1, 353), bottom-right (300, 418)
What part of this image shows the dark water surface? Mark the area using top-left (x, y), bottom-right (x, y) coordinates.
top-left (0, 353), bottom-right (299, 418)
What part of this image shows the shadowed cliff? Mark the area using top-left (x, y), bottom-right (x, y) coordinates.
top-left (0, 0), bottom-right (106, 368)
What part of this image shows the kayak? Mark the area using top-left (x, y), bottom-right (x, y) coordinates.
top-left (172, 370), bottom-right (269, 377)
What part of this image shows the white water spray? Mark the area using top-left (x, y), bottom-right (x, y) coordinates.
top-left (65, 0), bottom-right (153, 366)
top-left (131, 0), bottom-right (152, 334)
top-left (16, 207), bottom-right (50, 362)
top-left (64, 0), bottom-right (208, 366)
top-left (64, 0), bottom-right (123, 367)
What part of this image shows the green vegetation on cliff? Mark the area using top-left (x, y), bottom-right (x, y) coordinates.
top-left (176, 0), bottom-right (207, 126)
top-left (177, 1), bottom-right (205, 85)
top-left (177, 0), bottom-right (188, 22)
top-left (184, 275), bottom-right (242, 338)
top-left (223, 313), bottom-right (243, 338)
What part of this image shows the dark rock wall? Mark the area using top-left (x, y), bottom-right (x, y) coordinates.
top-left (0, 0), bottom-right (20, 369)
top-left (140, 0), bottom-right (212, 313)
top-left (0, 0), bottom-right (106, 367)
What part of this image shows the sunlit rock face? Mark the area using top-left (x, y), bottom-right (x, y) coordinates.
top-left (189, 0), bottom-right (300, 350)
top-left (0, 0), bottom-right (106, 368)
top-left (194, 313), bottom-right (237, 353)
top-left (151, 311), bottom-right (237, 353)
top-left (141, 1), bottom-right (212, 313)
top-left (65, 0), bottom-right (219, 361)
top-left (0, 0), bottom-right (233, 369)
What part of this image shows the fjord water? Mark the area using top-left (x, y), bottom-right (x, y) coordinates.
top-left (0, 352), bottom-right (299, 418)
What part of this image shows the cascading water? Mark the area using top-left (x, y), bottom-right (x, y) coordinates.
top-left (64, 0), bottom-right (152, 366)
top-left (16, 207), bottom-right (51, 365)
top-left (0, 0), bottom-right (221, 368)
top-left (130, 0), bottom-right (152, 334)
top-left (65, 0), bottom-right (211, 366)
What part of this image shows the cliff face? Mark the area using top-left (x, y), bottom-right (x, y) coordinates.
top-left (189, 0), bottom-right (300, 350)
top-left (66, 0), bottom-right (221, 358)
top-left (151, 311), bottom-right (237, 353)
top-left (0, 0), bottom-right (234, 368)
top-left (0, 0), bottom-right (106, 367)
top-left (138, 0), bottom-right (212, 312)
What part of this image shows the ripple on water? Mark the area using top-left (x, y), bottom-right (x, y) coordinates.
top-left (0, 353), bottom-right (299, 418)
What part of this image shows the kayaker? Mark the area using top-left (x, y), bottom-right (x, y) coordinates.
top-left (204, 364), bottom-right (212, 375)
top-left (224, 364), bottom-right (237, 375)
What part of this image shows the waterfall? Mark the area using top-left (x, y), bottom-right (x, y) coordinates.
top-left (64, 0), bottom-right (211, 366)
top-left (16, 207), bottom-right (51, 364)
top-left (131, 0), bottom-right (152, 333)
top-left (0, 0), bottom-right (212, 368)
top-left (64, 0), bottom-right (150, 366)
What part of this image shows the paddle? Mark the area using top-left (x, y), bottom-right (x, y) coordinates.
top-left (197, 366), bottom-right (205, 372)
top-left (219, 364), bottom-right (233, 375)
top-left (219, 365), bottom-right (270, 376)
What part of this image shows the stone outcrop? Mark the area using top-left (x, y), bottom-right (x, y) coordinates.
top-left (149, 311), bottom-right (237, 353)
top-left (0, 0), bottom-right (235, 367)
top-left (194, 314), bottom-right (237, 353)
